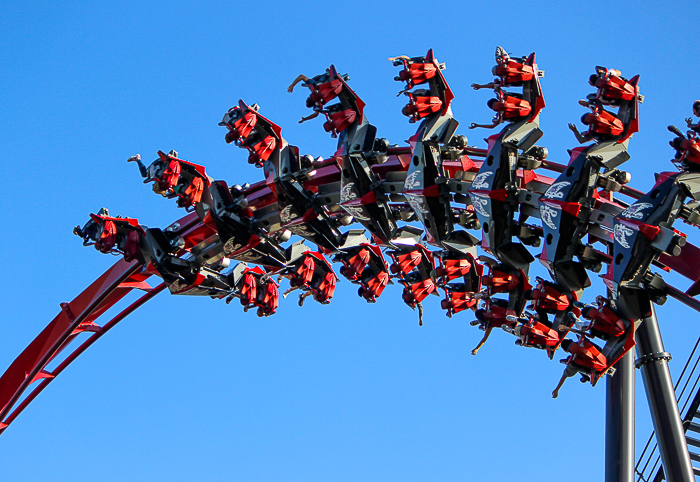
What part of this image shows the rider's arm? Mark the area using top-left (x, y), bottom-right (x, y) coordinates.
top-left (287, 74), bottom-right (309, 93)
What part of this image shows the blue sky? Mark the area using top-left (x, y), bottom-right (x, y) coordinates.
top-left (1, 1), bottom-right (698, 481)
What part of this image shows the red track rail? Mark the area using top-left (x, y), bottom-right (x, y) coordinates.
top-left (0, 259), bottom-right (163, 434)
top-left (1, 156), bottom-right (698, 436)
top-left (0, 209), bottom-right (204, 435)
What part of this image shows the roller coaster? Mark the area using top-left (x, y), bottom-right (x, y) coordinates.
top-left (3, 47), bottom-right (700, 481)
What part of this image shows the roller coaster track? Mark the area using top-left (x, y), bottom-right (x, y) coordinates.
top-left (4, 155), bottom-right (700, 455)
top-left (0, 212), bottom-right (201, 435)
top-left (5, 48), bottom-right (700, 481)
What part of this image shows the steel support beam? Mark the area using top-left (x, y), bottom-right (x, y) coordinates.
top-left (636, 303), bottom-right (694, 482)
top-left (606, 350), bottom-right (635, 482)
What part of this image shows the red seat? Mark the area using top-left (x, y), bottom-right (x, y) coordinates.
top-left (360, 271), bottom-right (389, 302)
top-left (309, 79), bottom-right (343, 105)
top-left (313, 272), bottom-right (337, 304)
top-left (95, 220), bottom-right (117, 253)
top-left (255, 280), bottom-right (278, 316)
top-left (239, 272), bottom-right (257, 307)
top-left (178, 177), bottom-right (204, 208)
top-left (402, 278), bottom-right (436, 306)
top-left (435, 258), bottom-right (472, 283)
top-left (323, 109), bottom-right (356, 134)
top-left (123, 230), bottom-right (141, 262)
top-left (493, 95), bottom-right (532, 120)
top-left (681, 138), bottom-right (700, 166)
top-left (231, 111), bottom-right (257, 141)
top-left (158, 159), bottom-right (181, 192)
top-left (482, 269), bottom-right (521, 294)
top-left (397, 62), bottom-right (438, 87)
top-left (569, 338), bottom-right (607, 372)
top-left (248, 135), bottom-right (277, 166)
top-left (529, 285), bottom-right (570, 312)
top-left (521, 322), bottom-right (559, 347)
top-left (584, 110), bottom-right (624, 136)
top-left (340, 248), bottom-right (370, 281)
top-left (390, 250), bottom-right (423, 276)
top-left (596, 75), bottom-right (635, 102)
top-left (477, 304), bottom-right (515, 328)
top-left (494, 60), bottom-right (534, 84)
top-left (291, 256), bottom-right (315, 288)
top-left (402, 96), bottom-right (442, 120)
top-left (441, 291), bottom-right (477, 317)
top-left (582, 306), bottom-right (625, 338)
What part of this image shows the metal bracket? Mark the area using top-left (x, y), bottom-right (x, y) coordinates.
top-left (635, 351), bottom-right (672, 368)
top-left (59, 302), bottom-right (76, 323)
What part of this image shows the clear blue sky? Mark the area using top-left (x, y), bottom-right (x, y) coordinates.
top-left (1, 1), bottom-right (698, 481)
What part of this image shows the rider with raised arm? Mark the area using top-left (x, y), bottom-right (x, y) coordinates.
top-left (388, 55), bottom-right (421, 62)
top-left (685, 100), bottom-right (700, 134)
top-left (471, 48), bottom-right (530, 91)
top-left (298, 108), bottom-right (321, 124)
top-left (471, 79), bottom-right (504, 91)
top-left (287, 70), bottom-right (331, 94)
top-left (568, 98), bottom-right (598, 144)
top-left (288, 69), bottom-right (350, 124)
top-left (568, 99), bottom-right (623, 143)
top-left (469, 98), bottom-right (504, 130)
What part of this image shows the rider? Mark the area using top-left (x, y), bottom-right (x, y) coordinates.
top-left (287, 71), bottom-right (332, 94)
top-left (469, 92), bottom-right (531, 129)
top-left (551, 338), bottom-right (606, 398)
top-left (472, 48), bottom-right (532, 91)
top-left (288, 69), bottom-right (350, 124)
top-left (389, 55), bottom-right (438, 91)
top-left (470, 299), bottom-right (513, 355)
top-left (402, 89), bottom-right (443, 120)
top-left (568, 100), bottom-right (623, 143)
top-left (686, 100), bottom-right (700, 134)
